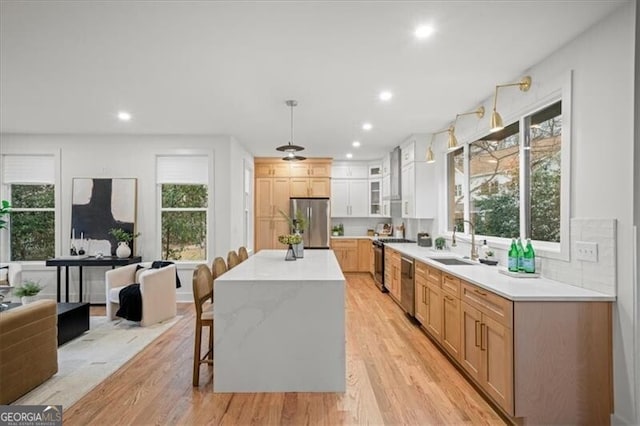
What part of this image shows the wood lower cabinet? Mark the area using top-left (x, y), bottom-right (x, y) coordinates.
top-left (255, 218), bottom-right (290, 252)
top-left (410, 259), bottom-right (611, 424)
top-left (331, 238), bottom-right (371, 273)
top-left (384, 247), bottom-right (401, 302)
top-left (357, 239), bottom-right (371, 272)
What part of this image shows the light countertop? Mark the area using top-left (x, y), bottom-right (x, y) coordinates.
top-left (384, 243), bottom-right (615, 302)
top-left (215, 249), bottom-right (344, 283)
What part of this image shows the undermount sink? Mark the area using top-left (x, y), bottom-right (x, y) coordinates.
top-left (428, 257), bottom-right (476, 266)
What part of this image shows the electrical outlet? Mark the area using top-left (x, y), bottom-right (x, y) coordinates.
top-left (576, 241), bottom-right (598, 262)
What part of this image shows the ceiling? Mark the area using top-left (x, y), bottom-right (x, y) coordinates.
top-left (0, 1), bottom-right (626, 160)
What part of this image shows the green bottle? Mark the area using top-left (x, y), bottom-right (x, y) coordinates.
top-left (516, 238), bottom-right (525, 272)
top-left (508, 239), bottom-right (518, 272)
top-left (523, 238), bottom-right (535, 273)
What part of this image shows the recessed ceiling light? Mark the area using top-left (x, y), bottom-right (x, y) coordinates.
top-left (117, 111), bottom-right (132, 122)
top-left (379, 91), bottom-right (393, 101)
top-left (362, 122), bottom-right (372, 131)
top-left (346, 153), bottom-right (353, 159)
top-left (414, 25), bottom-right (434, 40)
top-left (352, 141), bottom-right (361, 148)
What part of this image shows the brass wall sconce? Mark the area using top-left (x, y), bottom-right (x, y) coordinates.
top-left (426, 128), bottom-right (452, 164)
top-left (490, 76), bottom-right (532, 133)
top-left (448, 106), bottom-right (485, 151)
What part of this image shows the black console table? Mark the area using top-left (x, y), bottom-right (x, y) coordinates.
top-left (45, 256), bottom-right (142, 303)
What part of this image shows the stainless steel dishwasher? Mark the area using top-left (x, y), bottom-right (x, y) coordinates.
top-left (400, 256), bottom-right (415, 316)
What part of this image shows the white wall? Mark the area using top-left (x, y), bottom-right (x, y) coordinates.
top-left (0, 133), bottom-right (253, 303)
top-left (429, 3), bottom-right (637, 423)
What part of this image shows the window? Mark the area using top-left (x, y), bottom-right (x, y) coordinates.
top-left (161, 184), bottom-right (207, 261)
top-left (448, 101), bottom-right (562, 243)
top-left (2, 155), bottom-right (56, 261)
top-left (157, 155), bottom-right (210, 261)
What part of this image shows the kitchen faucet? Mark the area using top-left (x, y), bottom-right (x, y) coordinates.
top-left (461, 219), bottom-right (478, 261)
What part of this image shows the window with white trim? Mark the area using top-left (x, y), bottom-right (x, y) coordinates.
top-left (2, 155), bottom-right (56, 261)
top-left (157, 155), bottom-right (209, 261)
top-left (448, 101), bottom-right (562, 243)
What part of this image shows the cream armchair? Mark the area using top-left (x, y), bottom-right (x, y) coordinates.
top-left (105, 263), bottom-right (177, 326)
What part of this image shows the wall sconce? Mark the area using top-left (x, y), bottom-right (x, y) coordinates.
top-left (490, 76), bottom-right (532, 133)
top-left (448, 106), bottom-right (485, 151)
top-left (426, 129), bottom-right (451, 164)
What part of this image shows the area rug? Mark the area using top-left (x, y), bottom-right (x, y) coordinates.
top-left (13, 315), bottom-right (182, 409)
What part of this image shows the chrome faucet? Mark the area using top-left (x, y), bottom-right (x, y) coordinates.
top-left (461, 219), bottom-right (478, 260)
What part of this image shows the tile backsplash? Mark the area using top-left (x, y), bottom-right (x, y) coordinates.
top-left (441, 218), bottom-right (617, 297)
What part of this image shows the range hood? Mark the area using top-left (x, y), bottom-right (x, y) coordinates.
top-left (388, 146), bottom-right (401, 201)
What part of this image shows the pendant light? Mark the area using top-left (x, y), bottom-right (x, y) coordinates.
top-left (490, 76), bottom-right (532, 133)
top-left (277, 100), bottom-right (306, 161)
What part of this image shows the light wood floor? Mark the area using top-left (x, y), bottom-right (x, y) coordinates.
top-left (64, 273), bottom-right (506, 425)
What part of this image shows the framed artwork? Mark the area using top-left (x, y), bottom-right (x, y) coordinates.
top-left (71, 178), bottom-right (137, 256)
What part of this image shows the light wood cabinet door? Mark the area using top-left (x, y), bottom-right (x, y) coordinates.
top-left (308, 161), bottom-right (331, 177)
top-left (256, 178), bottom-right (274, 217)
top-left (273, 178), bottom-right (290, 215)
top-left (357, 239), bottom-right (371, 272)
top-left (309, 178), bottom-right (330, 197)
top-left (425, 282), bottom-right (442, 341)
top-left (482, 315), bottom-right (513, 413)
top-left (290, 178), bottom-right (309, 197)
top-left (271, 162), bottom-right (291, 177)
top-left (255, 217), bottom-right (274, 252)
top-left (442, 293), bottom-right (461, 361)
top-left (460, 301), bottom-right (483, 383)
top-left (255, 160), bottom-right (290, 177)
top-left (342, 249), bottom-right (358, 272)
top-left (272, 219), bottom-right (290, 247)
top-left (289, 163), bottom-right (310, 177)
top-left (414, 279), bottom-right (428, 324)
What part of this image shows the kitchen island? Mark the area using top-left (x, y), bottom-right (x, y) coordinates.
top-left (213, 249), bottom-right (346, 393)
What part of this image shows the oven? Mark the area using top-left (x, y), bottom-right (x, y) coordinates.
top-left (372, 240), bottom-right (385, 292)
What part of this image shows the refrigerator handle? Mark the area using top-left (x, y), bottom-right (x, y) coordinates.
top-left (307, 206), bottom-right (312, 245)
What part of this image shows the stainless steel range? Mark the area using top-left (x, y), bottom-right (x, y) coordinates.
top-left (372, 238), bottom-right (414, 292)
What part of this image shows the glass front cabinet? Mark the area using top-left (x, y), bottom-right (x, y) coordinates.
top-left (369, 179), bottom-right (382, 216)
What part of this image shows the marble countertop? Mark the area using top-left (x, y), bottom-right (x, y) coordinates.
top-left (215, 249), bottom-right (344, 283)
top-left (384, 243), bottom-right (615, 302)
top-left (330, 235), bottom-right (374, 240)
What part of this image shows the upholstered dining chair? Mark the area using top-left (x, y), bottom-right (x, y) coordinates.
top-left (227, 250), bottom-right (240, 270)
top-left (238, 246), bottom-right (249, 262)
top-left (192, 264), bottom-right (213, 386)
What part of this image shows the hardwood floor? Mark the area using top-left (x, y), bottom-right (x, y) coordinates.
top-left (64, 273), bottom-right (505, 425)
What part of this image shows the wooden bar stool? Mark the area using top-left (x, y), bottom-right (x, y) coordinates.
top-left (227, 250), bottom-right (240, 269)
top-left (192, 264), bottom-right (213, 386)
top-left (238, 246), bottom-right (249, 262)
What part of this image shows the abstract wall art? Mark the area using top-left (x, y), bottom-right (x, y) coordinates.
top-left (71, 178), bottom-right (137, 256)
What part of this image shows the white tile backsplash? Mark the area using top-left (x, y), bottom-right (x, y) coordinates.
top-left (433, 217), bottom-right (617, 297)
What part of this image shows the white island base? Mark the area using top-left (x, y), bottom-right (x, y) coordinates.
top-left (213, 250), bottom-right (346, 393)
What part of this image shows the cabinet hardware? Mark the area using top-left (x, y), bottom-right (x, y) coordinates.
top-left (475, 320), bottom-right (481, 347)
top-left (445, 295), bottom-right (454, 301)
top-left (474, 289), bottom-right (487, 297)
top-left (480, 323), bottom-right (487, 351)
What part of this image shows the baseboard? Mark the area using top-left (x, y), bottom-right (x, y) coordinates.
top-left (611, 412), bottom-right (634, 425)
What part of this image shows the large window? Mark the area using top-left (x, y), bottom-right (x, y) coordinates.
top-left (2, 155), bottom-right (56, 261)
top-left (161, 184), bottom-right (207, 261)
top-left (157, 155), bottom-right (210, 261)
top-left (448, 101), bottom-right (562, 243)
top-left (9, 184), bottom-right (55, 260)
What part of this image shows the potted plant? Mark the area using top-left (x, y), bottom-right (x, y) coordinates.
top-left (14, 280), bottom-right (43, 305)
top-left (435, 237), bottom-right (446, 250)
top-left (277, 234), bottom-right (302, 261)
top-left (279, 209), bottom-right (307, 258)
top-left (109, 228), bottom-right (141, 258)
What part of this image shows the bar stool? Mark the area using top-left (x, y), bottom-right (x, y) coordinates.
top-left (192, 264), bottom-right (213, 386)
top-left (238, 246), bottom-right (249, 262)
top-left (227, 250), bottom-right (240, 269)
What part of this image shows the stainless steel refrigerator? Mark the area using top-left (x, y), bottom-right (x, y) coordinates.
top-left (290, 198), bottom-right (330, 249)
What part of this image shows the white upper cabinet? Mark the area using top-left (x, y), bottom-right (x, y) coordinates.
top-left (332, 162), bottom-right (368, 179)
top-left (331, 179), bottom-right (368, 217)
top-left (368, 162), bottom-right (382, 178)
top-left (382, 154), bottom-right (391, 177)
top-left (401, 135), bottom-right (437, 218)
